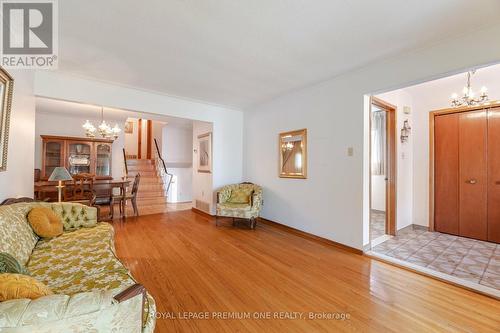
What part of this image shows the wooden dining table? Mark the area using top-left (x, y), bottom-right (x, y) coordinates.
top-left (34, 178), bottom-right (131, 201)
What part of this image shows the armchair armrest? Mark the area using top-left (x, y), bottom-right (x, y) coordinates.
top-left (114, 284), bottom-right (147, 329)
top-left (0, 288), bottom-right (144, 332)
top-left (217, 187), bottom-right (232, 204)
top-left (251, 190), bottom-right (262, 207)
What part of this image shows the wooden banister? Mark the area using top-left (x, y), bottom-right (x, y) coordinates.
top-left (123, 148), bottom-right (128, 177)
top-left (154, 138), bottom-right (173, 194)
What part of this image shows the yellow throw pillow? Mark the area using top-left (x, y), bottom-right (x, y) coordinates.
top-left (28, 207), bottom-right (63, 238)
top-left (228, 188), bottom-right (253, 204)
top-left (0, 273), bottom-right (53, 301)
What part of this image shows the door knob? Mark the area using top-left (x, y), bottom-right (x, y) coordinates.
top-left (466, 179), bottom-right (477, 184)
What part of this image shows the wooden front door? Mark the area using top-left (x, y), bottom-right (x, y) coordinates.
top-left (434, 113), bottom-right (459, 235)
top-left (488, 108), bottom-right (500, 243)
top-left (458, 110), bottom-right (488, 241)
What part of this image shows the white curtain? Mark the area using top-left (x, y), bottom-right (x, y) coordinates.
top-left (371, 111), bottom-right (386, 175)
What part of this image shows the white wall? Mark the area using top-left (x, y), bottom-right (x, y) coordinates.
top-left (192, 121), bottom-right (213, 213)
top-left (34, 72), bottom-right (243, 212)
top-left (244, 23), bottom-right (500, 250)
top-left (162, 123), bottom-right (193, 203)
top-left (0, 71), bottom-right (35, 200)
top-left (163, 124), bottom-right (193, 164)
top-left (124, 118), bottom-right (138, 157)
top-left (402, 64), bottom-right (500, 228)
top-left (34, 111), bottom-right (126, 179)
top-left (168, 168), bottom-right (192, 203)
top-left (375, 90), bottom-right (414, 230)
top-left (371, 175), bottom-right (385, 211)
top-left (152, 121), bottom-right (164, 156)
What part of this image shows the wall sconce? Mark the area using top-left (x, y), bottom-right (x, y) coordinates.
top-left (400, 120), bottom-right (411, 143)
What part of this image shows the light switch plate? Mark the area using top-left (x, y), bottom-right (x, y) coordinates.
top-left (347, 147), bottom-right (354, 156)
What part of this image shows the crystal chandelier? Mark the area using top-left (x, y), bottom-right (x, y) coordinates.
top-left (281, 140), bottom-right (294, 152)
top-left (82, 107), bottom-right (121, 140)
top-left (451, 71), bottom-right (488, 107)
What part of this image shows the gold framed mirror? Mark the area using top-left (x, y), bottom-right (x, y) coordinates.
top-left (0, 66), bottom-right (13, 172)
top-left (279, 128), bottom-right (307, 179)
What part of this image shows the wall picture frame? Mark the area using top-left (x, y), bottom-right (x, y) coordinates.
top-left (0, 66), bottom-right (14, 172)
top-left (124, 121), bottom-right (134, 134)
top-left (197, 132), bottom-right (212, 173)
top-left (279, 128), bottom-right (307, 179)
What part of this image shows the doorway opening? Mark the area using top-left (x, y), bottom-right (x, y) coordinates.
top-left (365, 63), bottom-right (500, 297)
top-left (370, 97), bottom-right (396, 245)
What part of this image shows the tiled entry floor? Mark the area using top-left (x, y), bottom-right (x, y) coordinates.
top-left (370, 210), bottom-right (386, 240)
top-left (372, 227), bottom-right (500, 291)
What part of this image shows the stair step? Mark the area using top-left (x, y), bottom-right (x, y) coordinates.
top-left (122, 158), bottom-right (170, 216)
top-left (127, 165), bottom-right (156, 171)
top-left (137, 190), bottom-right (166, 198)
top-left (136, 197), bottom-right (168, 205)
top-left (138, 184), bottom-right (165, 191)
top-left (127, 170), bottom-right (158, 177)
top-left (131, 176), bottom-right (163, 184)
top-left (126, 159), bottom-right (155, 165)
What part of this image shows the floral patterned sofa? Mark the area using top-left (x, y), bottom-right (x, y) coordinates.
top-left (0, 202), bottom-right (155, 332)
top-left (216, 183), bottom-right (263, 229)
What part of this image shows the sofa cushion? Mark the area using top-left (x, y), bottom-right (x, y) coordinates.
top-left (27, 223), bottom-right (133, 295)
top-left (219, 202), bottom-right (252, 211)
top-left (48, 203), bottom-right (98, 230)
top-left (0, 252), bottom-right (29, 275)
top-left (228, 188), bottom-right (253, 204)
top-left (0, 204), bottom-right (39, 266)
top-left (52, 270), bottom-right (136, 295)
top-left (0, 273), bottom-right (53, 301)
top-left (28, 207), bottom-right (64, 238)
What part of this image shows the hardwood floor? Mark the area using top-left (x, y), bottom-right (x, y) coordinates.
top-left (113, 211), bottom-right (500, 332)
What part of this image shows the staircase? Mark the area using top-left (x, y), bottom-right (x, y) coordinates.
top-left (125, 159), bottom-right (170, 215)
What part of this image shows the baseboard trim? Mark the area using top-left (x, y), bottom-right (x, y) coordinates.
top-left (398, 224), bottom-right (428, 234)
top-left (191, 207), bottom-right (213, 218)
top-left (258, 218), bottom-right (363, 255)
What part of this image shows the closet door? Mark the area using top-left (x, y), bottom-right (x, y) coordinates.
top-left (459, 110), bottom-right (487, 241)
top-left (488, 108), bottom-right (500, 243)
top-left (434, 113), bottom-right (459, 235)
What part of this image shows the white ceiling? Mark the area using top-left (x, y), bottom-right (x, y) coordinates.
top-left (402, 63), bottom-right (500, 107)
top-left (36, 97), bottom-right (194, 128)
top-left (57, 0), bottom-right (500, 109)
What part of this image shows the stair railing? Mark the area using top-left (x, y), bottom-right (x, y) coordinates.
top-left (122, 148), bottom-right (128, 177)
top-left (153, 139), bottom-right (173, 195)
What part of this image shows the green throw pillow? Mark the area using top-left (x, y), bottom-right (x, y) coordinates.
top-left (0, 252), bottom-right (30, 275)
top-left (228, 188), bottom-right (253, 204)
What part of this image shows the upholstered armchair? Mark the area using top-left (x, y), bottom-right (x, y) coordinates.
top-left (216, 182), bottom-right (263, 229)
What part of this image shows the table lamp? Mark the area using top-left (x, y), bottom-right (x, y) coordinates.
top-left (48, 167), bottom-right (73, 202)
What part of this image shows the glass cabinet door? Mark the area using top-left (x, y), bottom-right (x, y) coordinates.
top-left (43, 140), bottom-right (64, 178)
top-left (67, 142), bottom-right (92, 175)
top-left (95, 143), bottom-right (112, 177)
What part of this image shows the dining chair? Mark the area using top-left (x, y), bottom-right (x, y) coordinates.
top-left (113, 173), bottom-right (140, 218)
top-left (64, 173), bottom-right (96, 205)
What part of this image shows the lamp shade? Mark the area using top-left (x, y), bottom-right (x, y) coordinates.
top-left (48, 167), bottom-right (73, 181)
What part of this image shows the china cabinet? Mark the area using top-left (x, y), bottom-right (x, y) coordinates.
top-left (41, 135), bottom-right (113, 180)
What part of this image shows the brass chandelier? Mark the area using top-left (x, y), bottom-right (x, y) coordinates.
top-left (82, 107), bottom-right (121, 140)
top-left (451, 71), bottom-right (488, 107)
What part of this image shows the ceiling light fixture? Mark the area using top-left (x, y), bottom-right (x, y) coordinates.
top-left (451, 70), bottom-right (488, 107)
top-left (82, 107), bottom-right (121, 140)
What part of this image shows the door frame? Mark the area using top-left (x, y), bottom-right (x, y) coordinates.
top-left (137, 118), bottom-right (142, 159)
top-left (428, 101), bottom-right (499, 231)
top-left (370, 96), bottom-right (397, 238)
